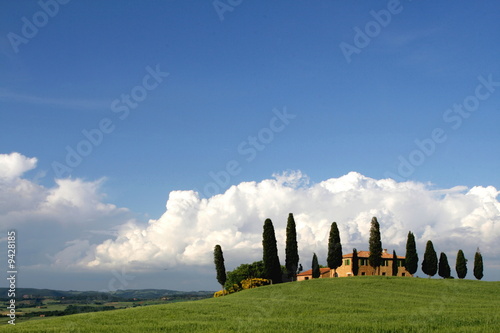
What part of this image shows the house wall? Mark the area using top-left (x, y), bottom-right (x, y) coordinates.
top-left (334, 258), bottom-right (413, 277)
top-left (297, 257), bottom-right (413, 280)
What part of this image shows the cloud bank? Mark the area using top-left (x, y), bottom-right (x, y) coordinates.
top-left (75, 171), bottom-right (499, 276)
top-left (0, 152), bottom-right (133, 267)
top-left (1, 152), bottom-right (498, 280)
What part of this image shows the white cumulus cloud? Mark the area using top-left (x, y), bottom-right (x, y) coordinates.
top-left (0, 152), bottom-right (37, 180)
top-left (75, 171), bottom-right (500, 279)
top-left (0, 152), bottom-right (134, 267)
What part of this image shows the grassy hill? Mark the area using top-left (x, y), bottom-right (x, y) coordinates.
top-left (3, 277), bottom-right (499, 332)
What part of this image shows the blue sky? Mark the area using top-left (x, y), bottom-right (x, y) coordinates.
top-left (0, 1), bottom-right (499, 291)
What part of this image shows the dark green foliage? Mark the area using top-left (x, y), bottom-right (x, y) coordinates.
top-left (421, 240), bottom-right (438, 277)
top-left (213, 245), bottom-right (227, 289)
top-left (285, 213), bottom-right (299, 280)
top-left (456, 249), bottom-right (468, 279)
top-left (474, 249), bottom-right (484, 280)
top-left (224, 261), bottom-right (265, 290)
top-left (352, 248), bottom-right (359, 276)
top-left (392, 250), bottom-right (398, 276)
top-left (438, 252), bottom-right (451, 278)
top-left (327, 222), bottom-right (343, 275)
top-left (312, 253), bottom-right (320, 278)
top-left (262, 218), bottom-right (282, 283)
top-left (369, 217), bottom-right (383, 274)
top-left (405, 231), bottom-right (418, 275)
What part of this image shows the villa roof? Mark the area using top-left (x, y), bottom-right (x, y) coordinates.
top-left (296, 267), bottom-right (331, 276)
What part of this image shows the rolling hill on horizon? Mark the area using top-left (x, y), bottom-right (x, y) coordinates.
top-left (0, 288), bottom-right (214, 301)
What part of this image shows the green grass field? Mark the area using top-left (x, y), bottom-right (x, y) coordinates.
top-left (2, 277), bottom-right (499, 332)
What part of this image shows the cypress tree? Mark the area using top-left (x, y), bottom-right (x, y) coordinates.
top-left (369, 217), bottom-right (383, 275)
top-left (312, 253), bottom-right (320, 278)
top-left (421, 240), bottom-right (438, 277)
top-left (473, 248), bottom-right (483, 280)
top-left (455, 249), bottom-right (467, 279)
top-left (262, 218), bottom-right (282, 283)
top-left (352, 248), bottom-right (359, 276)
top-left (285, 213), bottom-right (299, 281)
top-left (213, 245), bottom-right (227, 291)
top-left (392, 250), bottom-right (398, 276)
top-left (404, 231), bottom-right (418, 275)
top-left (438, 252), bottom-right (451, 278)
top-left (327, 222), bottom-right (343, 277)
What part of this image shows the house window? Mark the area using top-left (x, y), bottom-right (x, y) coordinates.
top-left (382, 272), bottom-right (386, 276)
top-left (361, 272), bottom-right (366, 276)
top-left (402, 273), bottom-right (405, 277)
top-left (305, 277), bottom-right (309, 280)
top-left (344, 259), bottom-right (350, 266)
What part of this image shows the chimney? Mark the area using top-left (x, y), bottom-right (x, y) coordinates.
top-left (383, 249), bottom-right (387, 254)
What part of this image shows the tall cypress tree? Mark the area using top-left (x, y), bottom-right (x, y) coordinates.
top-left (352, 248), bottom-right (359, 276)
top-left (392, 250), bottom-right (398, 276)
top-left (421, 240), bottom-right (438, 277)
top-left (262, 218), bottom-right (282, 283)
top-left (285, 213), bottom-right (299, 281)
top-left (312, 253), bottom-right (320, 278)
top-left (369, 217), bottom-right (383, 275)
top-left (456, 249), bottom-right (467, 279)
top-left (405, 231), bottom-right (418, 275)
top-left (438, 252), bottom-right (451, 278)
top-left (473, 248), bottom-right (483, 280)
top-left (213, 245), bottom-right (227, 291)
top-left (327, 222), bottom-right (343, 277)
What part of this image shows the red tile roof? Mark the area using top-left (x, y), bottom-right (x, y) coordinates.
top-left (297, 267), bottom-right (331, 276)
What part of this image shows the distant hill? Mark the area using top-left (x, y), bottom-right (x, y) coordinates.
top-left (0, 288), bottom-right (214, 300)
top-left (109, 289), bottom-right (214, 299)
top-left (6, 277), bottom-right (500, 332)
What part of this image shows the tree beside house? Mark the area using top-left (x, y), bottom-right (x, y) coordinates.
top-left (369, 217), bottom-right (383, 275)
top-left (327, 222), bottom-right (343, 277)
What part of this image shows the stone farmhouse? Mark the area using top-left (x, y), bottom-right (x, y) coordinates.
top-left (297, 249), bottom-right (413, 281)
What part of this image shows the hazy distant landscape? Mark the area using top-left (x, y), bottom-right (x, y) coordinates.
top-left (0, 288), bottom-right (213, 325)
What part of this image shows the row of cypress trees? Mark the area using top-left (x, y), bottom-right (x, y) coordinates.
top-left (419, 239), bottom-right (484, 280)
top-left (214, 214), bottom-right (485, 291)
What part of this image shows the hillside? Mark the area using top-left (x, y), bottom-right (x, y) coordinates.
top-left (4, 277), bottom-right (499, 333)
